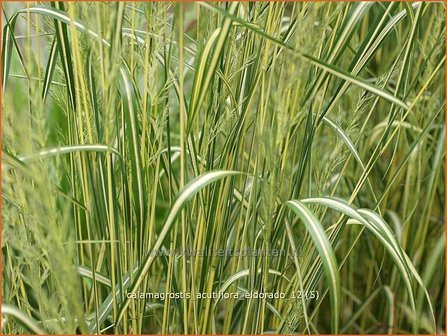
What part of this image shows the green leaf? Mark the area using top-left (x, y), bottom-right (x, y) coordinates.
top-left (16, 144), bottom-right (122, 162)
top-left (285, 200), bottom-right (340, 334)
top-left (51, 1), bottom-right (77, 111)
top-left (42, 38), bottom-right (59, 101)
top-left (89, 266), bottom-right (139, 333)
top-left (300, 197), bottom-right (417, 315)
top-left (188, 2), bottom-right (239, 133)
top-left (116, 170), bottom-right (243, 325)
top-left (199, 2), bottom-right (409, 110)
top-left (1, 10), bottom-right (26, 90)
top-left (302, 51), bottom-right (408, 110)
top-left (1, 304), bottom-right (47, 334)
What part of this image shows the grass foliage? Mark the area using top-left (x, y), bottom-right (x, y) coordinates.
top-left (2, 1), bottom-right (445, 334)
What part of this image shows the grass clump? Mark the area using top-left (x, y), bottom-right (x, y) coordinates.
top-left (2, 1), bottom-right (445, 334)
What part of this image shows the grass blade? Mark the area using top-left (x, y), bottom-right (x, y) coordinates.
top-left (1, 304), bottom-right (47, 334)
top-left (300, 197), bottom-right (417, 317)
top-left (116, 170), bottom-right (243, 325)
top-left (42, 38), bottom-right (59, 101)
top-left (285, 200), bottom-right (340, 333)
top-left (51, 1), bottom-right (77, 111)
